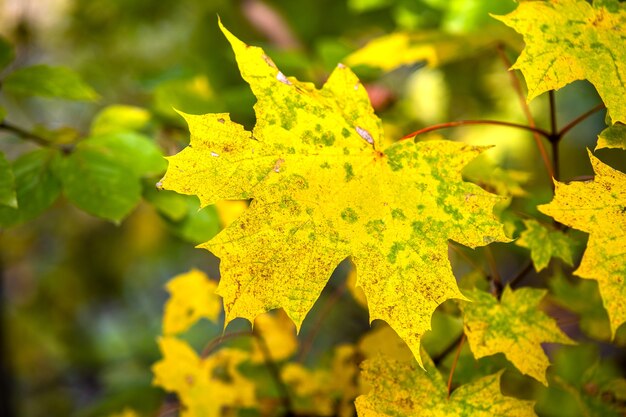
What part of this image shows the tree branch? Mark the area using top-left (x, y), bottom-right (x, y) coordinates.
top-left (496, 44), bottom-right (554, 180)
top-left (403, 120), bottom-right (552, 141)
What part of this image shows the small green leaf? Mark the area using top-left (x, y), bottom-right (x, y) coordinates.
top-left (516, 219), bottom-right (577, 272)
top-left (3, 65), bottom-right (99, 101)
top-left (0, 149), bottom-right (62, 227)
top-left (56, 144), bottom-right (141, 223)
top-left (0, 106), bottom-right (6, 123)
top-left (56, 132), bottom-right (165, 222)
top-left (91, 105), bottom-right (151, 136)
top-left (0, 152), bottom-right (17, 208)
top-left (0, 36), bottom-right (14, 71)
top-left (597, 123), bottom-right (626, 151)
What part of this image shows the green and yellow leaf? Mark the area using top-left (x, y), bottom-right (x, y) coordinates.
top-left (355, 352), bottom-right (536, 417)
top-left (597, 122), bottom-right (626, 151)
top-left (162, 269), bottom-right (222, 336)
top-left (494, 0), bottom-right (626, 123)
top-left (159, 22), bottom-right (508, 367)
top-left (516, 219), bottom-right (577, 272)
top-left (539, 151), bottom-right (626, 336)
top-left (460, 287), bottom-right (573, 385)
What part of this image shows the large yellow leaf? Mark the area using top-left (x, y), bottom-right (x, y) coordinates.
top-left (159, 21), bottom-right (508, 367)
top-left (152, 337), bottom-right (256, 417)
top-left (460, 287), bottom-right (573, 385)
top-left (494, 0), bottom-right (626, 123)
top-left (355, 352), bottom-right (536, 417)
top-left (162, 269), bottom-right (222, 335)
top-left (539, 151), bottom-right (626, 336)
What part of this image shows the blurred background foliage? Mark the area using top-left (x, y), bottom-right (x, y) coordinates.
top-left (0, 0), bottom-right (624, 416)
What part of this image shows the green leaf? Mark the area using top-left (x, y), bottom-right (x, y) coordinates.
top-left (91, 105), bottom-right (151, 136)
top-left (0, 36), bottom-right (14, 71)
top-left (0, 152), bottom-right (17, 208)
top-left (515, 219), bottom-right (577, 272)
top-left (494, 0), bottom-right (626, 123)
top-left (163, 200), bottom-right (221, 245)
top-left (0, 149), bottom-right (62, 227)
top-left (0, 106), bottom-right (5, 123)
top-left (55, 132), bottom-right (165, 222)
top-left (3, 65), bottom-right (100, 101)
top-left (143, 184), bottom-right (190, 221)
top-left (597, 122), bottom-right (626, 150)
top-left (82, 132), bottom-right (166, 177)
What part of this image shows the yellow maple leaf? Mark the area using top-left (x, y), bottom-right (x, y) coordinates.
top-left (152, 337), bottom-right (256, 417)
top-left (539, 151), bottom-right (626, 337)
top-left (162, 269), bottom-right (222, 335)
top-left (159, 21), bottom-right (508, 367)
top-left (460, 287), bottom-right (573, 385)
top-left (355, 352), bottom-right (536, 417)
top-left (494, 0), bottom-right (626, 123)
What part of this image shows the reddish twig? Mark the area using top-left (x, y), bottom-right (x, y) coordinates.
top-left (496, 44), bottom-right (554, 180)
top-left (402, 120), bottom-right (551, 141)
top-left (447, 334), bottom-right (466, 398)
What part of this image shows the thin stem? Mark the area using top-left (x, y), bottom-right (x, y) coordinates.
top-left (297, 283), bottom-right (346, 362)
top-left (253, 329), bottom-right (295, 415)
top-left (549, 91), bottom-right (558, 137)
top-left (551, 141), bottom-right (560, 182)
top-left (433, 333), bottom-right (464, 366)
top-left (403, 120), bottom-right (552, 141)
top-left (558, 103), bottom-right (606, 138)
top-left (447, 334), bottom-right (465, 398)
top-left (0, 121), bottom-right (49, 147)
top-left (484, 247), bottom-right (502, 299)
top-left (548, 91), bottom-right (560, 182)
top-left (200, 330), bottom-right (253, 358)
top-left (496, 44), bottom-right (554, 180)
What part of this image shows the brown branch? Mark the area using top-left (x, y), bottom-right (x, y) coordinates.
top-left (508, 261), bottom-right (533, 289)
top-left (496, 44), bottom-right (554, 180)
top-left (447, 335), bottom-right (466, 398)
top-left (0, 120), bottom-right (49, 147)
top-left (402, 120), bottom-right (552, 141)
top-left (558, 103), bottom-right (606, 138)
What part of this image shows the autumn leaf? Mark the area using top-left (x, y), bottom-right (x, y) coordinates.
top-left (515, 219), bottom-right (577, 272)
top-left (152, 337), bottom-right (256, 417)
top-left (539, 151), bottom-right (626, 337)
top-left (355, 351), bottom-right (536, 417)
top-left (159, 21), bottom-right (508, 367)
top-left (494, 0), bottom-right (626, 123)
top-left (162, 269), bottom-right (222, 336)
top-left (460, 287), bottom-right (573, 385)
